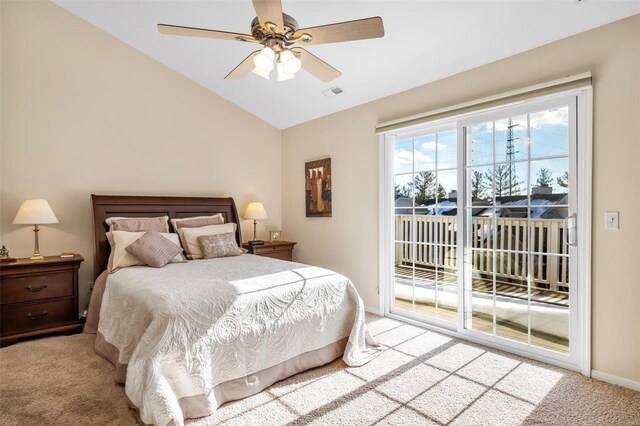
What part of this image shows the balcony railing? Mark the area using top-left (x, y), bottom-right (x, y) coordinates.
top-left (395, 215), bottom-right (569, 292)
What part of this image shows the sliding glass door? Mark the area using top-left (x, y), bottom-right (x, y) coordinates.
top-left (461, 95), bottom-right (576, 356)
top-left (384, 92), bottom-right (586, 369)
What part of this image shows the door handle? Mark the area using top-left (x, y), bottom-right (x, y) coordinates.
top-left (563, 214), bottom-right (577, 246)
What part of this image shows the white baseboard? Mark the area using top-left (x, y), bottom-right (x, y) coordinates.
top-left (591, 369), bottom-right (640, 392)
top-left (364, 306), bottom-right (381, 316)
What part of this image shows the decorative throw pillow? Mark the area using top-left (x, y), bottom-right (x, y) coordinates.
top-left (198, 232), bottom-right (242, 259)
top-left (180, 223), bottom-right (237, 260)
top-left (108, 231), bottom-right (185, 272)
top-left (125, 232), bottom-right (184, 268)
top-left (106, 216), bottom-right (169, 233)
top-left (170, 215), bottom-right (225, 257)
top-left (170, 214), bottom-right (225, 231)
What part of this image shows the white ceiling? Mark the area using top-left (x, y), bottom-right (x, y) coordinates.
top-left (54, 1), bottom-right (640, 129)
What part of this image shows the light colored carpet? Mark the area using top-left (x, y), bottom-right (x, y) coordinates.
top-left (1, 314), bottom-right (639, 426)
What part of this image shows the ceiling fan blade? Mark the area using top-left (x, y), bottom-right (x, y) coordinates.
top-left (158, 24), bottom-right (257, 43)
top-left (224, 51), bottom-right (261, 80)
top-left (252, 0), bottom-right (284, 31)
top-left (291, 48), bottom-right (341, 83)
top-left (294, 17), bottom-right (384, 45)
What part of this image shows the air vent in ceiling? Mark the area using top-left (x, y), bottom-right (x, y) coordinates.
top-left (322, 86), bottom-right (343, 98)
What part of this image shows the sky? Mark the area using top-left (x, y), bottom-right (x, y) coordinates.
top-left (394, 105), bottom-right (570, 203)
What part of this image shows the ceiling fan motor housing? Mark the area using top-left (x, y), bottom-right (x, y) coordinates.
top-left (251, 13), bottom-right (300, 47)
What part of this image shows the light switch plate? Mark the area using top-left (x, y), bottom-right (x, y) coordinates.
top-left (604, 211), bottom-right (619, 230)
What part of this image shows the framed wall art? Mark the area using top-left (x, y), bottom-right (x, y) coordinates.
top-left (305, 158), bottom-right (332, 217)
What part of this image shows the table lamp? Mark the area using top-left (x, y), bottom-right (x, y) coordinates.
top-left (244, 202), bottom-right (267, 246)
top-left (12, 199), bottom-right (59, 260)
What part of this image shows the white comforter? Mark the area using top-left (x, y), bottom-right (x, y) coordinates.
top-left (98, 254), bottom-right (377, 426)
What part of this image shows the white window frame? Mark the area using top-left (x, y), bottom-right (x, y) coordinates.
top-left (378, 87), bottom-right (592, 375)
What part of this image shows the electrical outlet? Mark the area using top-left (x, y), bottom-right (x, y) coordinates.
top-left (604, 211), bottom-right (619, 230)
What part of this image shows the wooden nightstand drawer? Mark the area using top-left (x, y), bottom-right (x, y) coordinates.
top-left (1, 271), bottom-right (74, 305)
top-left (1, 298), bottom-right (75, 335)
top-left (243, 241), bottom-right (296, 262)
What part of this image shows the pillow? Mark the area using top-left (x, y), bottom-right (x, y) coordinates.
top-left (106, 216), bottom-right (169, 233)
top-left (198, 232), bottom-right (242, 259)
top-left (125, 232), bottom-right (184, 268)
top-left (180, 223), bottom-right (237, 260)
top-left (109, 231), bottom-right (185, 272)
top-left (170, 214), bottom-right (225, 257)
top-left (170, 214), bottom-right (225, 232)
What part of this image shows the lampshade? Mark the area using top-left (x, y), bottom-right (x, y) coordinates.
top-left (279, 49), bottom-right (302, 75)
top-left (13, 199), bottom-right (58, 225)
top-left (244, 202), bottom-right (268, 220)
top-left (277, 62), bottom-right (295, 81)
top-left (253, 46), bottom-right (275, 72)
top-left (252, 66), bottom-right (271, 80)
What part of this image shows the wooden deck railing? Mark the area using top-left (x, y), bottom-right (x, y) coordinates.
top-left (395, 215), bottom-right (569, 291)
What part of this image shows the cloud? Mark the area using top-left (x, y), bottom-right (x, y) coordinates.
top-left (418, 141), bottom-right (447, 151)
top-left (394, 148), bottom-right (434, 169)
top-left (530, 107), bottom-right (568, 129)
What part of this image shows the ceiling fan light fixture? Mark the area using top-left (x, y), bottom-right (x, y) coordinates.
top-left (279, 49), bottom-right (302, 75)
top-left (252, 66), bottom-right (271, 80)
top-left (253, 46), bottom-right (275, 72)
top-left (276, 62), bottom-right (295, 81)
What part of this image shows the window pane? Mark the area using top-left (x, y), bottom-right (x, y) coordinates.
top-left (414, 215), bottom-right (436, 246)
top-left (493, 161), bottom-right (528, 198)
top-left (470, 249), bottom-right (494, 334)
top-left (394, 174), bottom-right (414, 203)
top-left (437, 169), bottom-right (457, 207)
top-left (529, 207), bottom-right (568, 256)
top-left (394, 242), bottom-right (414, 312)
top-left (469, 123), bottom-right (493, 166)
top-left (495, 254), bottom-right (529, 345)
top-left (394, 138), bottom-right (413, 175)
top-left (469, 166), bottom-right (493, 206)
top-left (494, 208), bottom-right (528, 253)
top-left (531, 253), bottom-right (569, 354)
top-left (530, 158), bottom-right (569, 196)
top-left (394, 210), bottom-right (413, 242)
top-left (437, 130), bottom-right (457, 170)
top-left (495, 115), bottom-right (528, 163)
top-left (530, 106), bottom-right (569, 159)
top-left (414, 134), bottom-right (437, 173)
top-left (411, 171), bottom-right (437, 206)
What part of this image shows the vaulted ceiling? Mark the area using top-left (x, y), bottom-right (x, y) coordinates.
top-left (54, 1), bottom-right (640, 129)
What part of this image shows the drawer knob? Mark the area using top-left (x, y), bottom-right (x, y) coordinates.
top-left (26, 284), bottom-right (48, 292)
top-left (27, 311), bottom-right (48, 320)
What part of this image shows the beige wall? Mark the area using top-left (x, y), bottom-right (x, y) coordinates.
top-left (0, 0), bottom-right (282, 311)
top-left (282, 15), bottom-right (640, 382)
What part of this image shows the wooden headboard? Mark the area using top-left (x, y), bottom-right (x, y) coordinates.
top-left (91, 194), bottom-right (242, 278)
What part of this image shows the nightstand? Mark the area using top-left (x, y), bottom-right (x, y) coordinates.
top-left (243, 241), bottom-right (296, 261)
top-left (0, 255), bottom-right (84, 347)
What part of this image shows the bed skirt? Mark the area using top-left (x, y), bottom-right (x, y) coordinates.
top-left (94, 331), bottom-right (348, 424)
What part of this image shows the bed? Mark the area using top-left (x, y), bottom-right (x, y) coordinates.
top-left (84, 195), bottom-right (378, 426)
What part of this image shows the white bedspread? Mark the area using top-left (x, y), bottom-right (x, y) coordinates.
top-left (98, 254), bottom-right (378, 426)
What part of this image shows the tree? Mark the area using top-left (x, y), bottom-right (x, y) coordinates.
top-left (394, 184), bottom-right (410, 198)
top-left (487, 165), bottom-right (522, 197)
top-left (557, 171), bottom-right (569, 189)
top-left (408, 171), bottom-right (436, 205)
top-left (536, 168), bottom-right (553, 187)
top-left (437, 184), bottom-right (447, 200)
top-left (471, 170), bottom-right (486, 199)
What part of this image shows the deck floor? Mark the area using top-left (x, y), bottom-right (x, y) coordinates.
top-left (394, 265), bottom-right (569, 353)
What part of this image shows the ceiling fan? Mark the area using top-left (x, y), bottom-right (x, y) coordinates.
top-left (158, 0), bottom-right (384, 83)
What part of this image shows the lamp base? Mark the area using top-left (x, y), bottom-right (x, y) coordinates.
top-left (248, 240), bottom-right (265, 246)
top-left (30, 254), bottom-right (44, 261)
